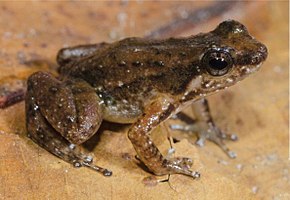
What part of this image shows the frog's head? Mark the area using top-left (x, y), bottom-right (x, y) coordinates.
top-left (196, 20), bottom-right (268, 94)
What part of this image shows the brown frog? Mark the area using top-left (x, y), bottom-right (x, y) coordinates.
top-left (25, 20), bottom-right (267, 178)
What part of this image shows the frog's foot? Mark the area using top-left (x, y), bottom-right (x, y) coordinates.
top-left (0, 78), bottom-right (26, 108)
top-left (136, 149), bottom-right (199, 178)
top-left (162, 157), bottom-right (200, 179)
top-left (26, 72), bottom-right (112, 176)
top-left (170, 98), bottom-right (237, 158)
top-left (170, 121), bottom-right (237, 158)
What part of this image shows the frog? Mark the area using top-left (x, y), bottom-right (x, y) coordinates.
top-left (25, 20), bottom-right (267, 178)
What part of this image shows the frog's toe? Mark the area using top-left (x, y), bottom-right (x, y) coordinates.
top-left (201, 123), bottom-right (238, 158)
top-left (195, 137), bottom-right (206, 147)
top-left (207, 124), bottom-right (238, 142)
top-left (78, 160), bottom-right (113, 176)
top-left (219, 131), bottom-right (238, 141)
top-left (170, 124), bottom-right (198, 132)
top-left (227, 151), bottom-right (237, 159)
top-left (209, 135), bottom-right (237, 159)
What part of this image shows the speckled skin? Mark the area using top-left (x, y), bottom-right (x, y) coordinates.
top-left (26, 20), bottom-right (267, 177)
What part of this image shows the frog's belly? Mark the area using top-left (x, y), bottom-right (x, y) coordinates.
top-left (102, 102), bottom-right (143, 124)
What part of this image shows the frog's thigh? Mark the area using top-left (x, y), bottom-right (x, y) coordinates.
top-left (26, 72), bottom-right (102, 145)
top-left (26, 87), bottom-right (89, 165)
top-left (25, 72), bottom-right (112, 175)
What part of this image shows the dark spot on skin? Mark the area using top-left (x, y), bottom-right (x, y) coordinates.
top-left (154, 60), bottom-right (165, 67)
top-left (179, 52), bottom-right (187, 57)
top-left (132, 61), bottom-right (143, 67)
top-left (108, 52), bottom-right (117, 60)
top-left (154, 49), bottom-right (161, 55)
top-left (164, 51), bottom-right (172, 58)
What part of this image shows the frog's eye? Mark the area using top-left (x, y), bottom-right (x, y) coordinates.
top-left (202, 50), bottom-right (233, 76)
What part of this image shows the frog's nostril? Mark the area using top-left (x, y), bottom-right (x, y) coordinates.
top-left (251, 55), bottom-right (260, 65)
top-left (257, 46), bottom-right (268, 61)
top-left (259, 45), bottom-right (268, 53)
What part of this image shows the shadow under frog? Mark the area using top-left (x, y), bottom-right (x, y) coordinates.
top-left (25, 20), bottom-right (267, 177)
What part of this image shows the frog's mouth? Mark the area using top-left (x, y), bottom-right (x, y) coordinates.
top-left (239, 63), bottom-right (263, 77)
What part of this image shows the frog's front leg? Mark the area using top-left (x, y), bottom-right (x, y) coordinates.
top-left (26, 72), bottom-right (112, 176)
top-left (171, 98), bottom-right (238, 158)
top-left (128, 97), bottom-right (200, 178)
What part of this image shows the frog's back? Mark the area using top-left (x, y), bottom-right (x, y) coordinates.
top-left (61, 37), bottom-right (202, 101)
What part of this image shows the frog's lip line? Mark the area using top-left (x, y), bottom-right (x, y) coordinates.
top-left (200, 62), bottom-right (263, 91)
top-left (242, 62), bottom-right (263, 74)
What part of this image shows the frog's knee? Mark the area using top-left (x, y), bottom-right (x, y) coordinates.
top-left (27, 71), bottom-right (53, 89)
top-left (28, 71), bottom-right (52, 81)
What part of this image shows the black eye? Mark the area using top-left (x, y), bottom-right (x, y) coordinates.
top-left (202, 50), bottom-right (233, 76)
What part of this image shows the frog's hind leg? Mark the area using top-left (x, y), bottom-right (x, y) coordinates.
top-left (26, 106), bottom-right (112, 176)
top-left (170, 98), bottom-right (238, 158)
top-left (26, 72), bottom-right (112, 176)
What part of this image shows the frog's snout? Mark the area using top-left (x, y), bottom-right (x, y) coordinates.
top-left (257, 44), bottom-right (268, 61)
top-left (251, 44), bottom-right (268, 65)
top-left (237, 43), bottom-right (268, 66)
